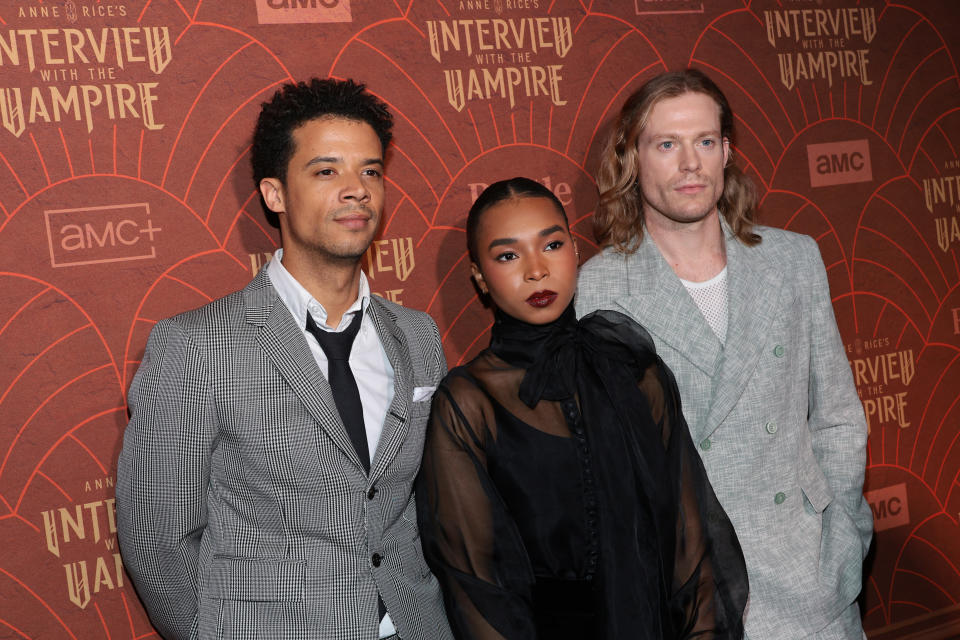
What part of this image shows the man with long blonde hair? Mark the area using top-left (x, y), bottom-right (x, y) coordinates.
top-left (577, 69), bottom-right (872, 639)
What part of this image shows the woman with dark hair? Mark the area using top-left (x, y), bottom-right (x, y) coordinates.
top-left (416, 177), bottom-right (749, 639)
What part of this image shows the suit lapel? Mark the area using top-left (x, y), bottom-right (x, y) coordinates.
top-left (614, 235), bottom-right (722, 379)
top-left (243, 270), bottom-right (368, 474)
top-left (365, 297), bottom-right (414, 483)
top-left (701, 229), bottom-right (783, 440)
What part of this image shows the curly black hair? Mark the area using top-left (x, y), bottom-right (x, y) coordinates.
top-left (251, 78), bottom-right (393, 225)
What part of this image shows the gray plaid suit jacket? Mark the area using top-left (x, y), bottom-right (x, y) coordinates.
top-left (576, 224), bottom-right (873, 639)
top-left (117, 268), bottom-right (454, 640)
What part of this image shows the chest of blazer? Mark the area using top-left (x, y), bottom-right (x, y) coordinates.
top-left (576, 225), bottom-right (869, 638)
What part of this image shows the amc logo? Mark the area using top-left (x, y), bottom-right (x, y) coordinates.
top-left (806, 139), bottom-right (873, 187)
top-left (865, 483), bottom-right (909, 532)
top-left (255, 0), bottom-right (351, 24)
top-left (44, 203), bottom-right (161, 268)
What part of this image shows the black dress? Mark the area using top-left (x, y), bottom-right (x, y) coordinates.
top-left (416, 305), bottom-right (748, 639)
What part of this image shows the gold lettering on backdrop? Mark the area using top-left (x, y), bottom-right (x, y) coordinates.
top-left (40, 477), bottom-right (125, 609)
top-left (251, 239), bottom-right (416, 282)
top-left (18, 5), bottom-right (62, 18)
top-left (848, 346), bottom-right (915, 432)
top-left (365, 237), bottom-right (416, 282)
top-left (427, 18), bottom-right (572, 62)
top-left (764, 8), bottom-right (876, 46)
top-left (851, 349), bottom-right (915, 388)
top-left (923, 174), bottom-right (960, 213)
top-left (426, 14), bottom-right (572, 112)
top-left (83, 476), bottom-right (115, 492)
top-left (42, 499), bottom-right (118, 557)
top-left (459, 0), bottom-right (542, 10)
top-left (0, 83), bottom-right (162, 135)
top-left (64, 554), bottom-right (124, 609)
top-left (443, 65), bottom-right (565, 111)
top-left (249, 251), bottom-right (274, 274)
top-left (0, 25), bottom-right (170, 138)
top-left (0, 27), bottom-right (169, 72)
top-left (921, 162), bottom-right (960, 253)
top-left (777, 49), bottom-right (871, 90)
top-left (935, 214), bottom-right (960, 252)
top-left (762, 7), bottom-right (875, 90)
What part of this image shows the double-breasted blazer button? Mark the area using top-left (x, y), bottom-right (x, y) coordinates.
top-left (773, 345), bottom-right (785, 358)
top-left (765, 421), bottom-right (778, 434)
top-left (371, 553), bottom-right (382, 567)
top-left (700, 438), bottom-right (712, 451)
top-left (367, 486), bottom-right (378, 500)
top-left (774, 492), bottom-right (786, 505)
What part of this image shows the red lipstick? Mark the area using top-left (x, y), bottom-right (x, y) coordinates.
top-left (526, 290), bottom-right (558, 308)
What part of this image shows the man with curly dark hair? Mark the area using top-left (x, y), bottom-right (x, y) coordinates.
top-left (117, 78), bottom-right (453, 640)
top-left (251, 78), bottom-right (394, 227)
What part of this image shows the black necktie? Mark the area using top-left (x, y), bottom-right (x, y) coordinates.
top-left (306, 311), bottom-right (370, 473)
top-left (305, 310), bottom-right (388, 623)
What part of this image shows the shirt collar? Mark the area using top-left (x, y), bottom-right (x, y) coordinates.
top-left (266, 248), bottom-right (370, 333)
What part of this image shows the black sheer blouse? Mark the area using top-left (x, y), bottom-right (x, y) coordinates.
top-left (417, 305), bottom-right (748, 639)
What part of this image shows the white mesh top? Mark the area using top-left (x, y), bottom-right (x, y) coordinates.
top-left (680, 266), bottom-right (728, 344)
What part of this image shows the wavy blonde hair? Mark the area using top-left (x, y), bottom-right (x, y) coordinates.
top-left (595, 69), bottom-right (760, 253)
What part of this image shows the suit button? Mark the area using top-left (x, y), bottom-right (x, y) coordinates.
top-left (700, 438), bottom-right (711, 451)
top-left (773, 345), bottom-right (785, 358)
top-left (774, 492), bottom-right (786, 505)
top-left (765, 421), bottom-right (778, 434)
top-left (367, 486), bottom-right (378, 500)
top-left (371, 553), bottom-right (382, 567)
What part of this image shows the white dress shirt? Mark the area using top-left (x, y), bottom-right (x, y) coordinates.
top-left (267, 249), bottom-right (395, 467)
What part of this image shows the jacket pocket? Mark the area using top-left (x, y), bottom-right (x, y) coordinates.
top-left (206, 555), bottom-right (305, 602)
top-left (409, 398), bottom-right (433, 420)
top-left (798, 446), bottom-right (833, 514)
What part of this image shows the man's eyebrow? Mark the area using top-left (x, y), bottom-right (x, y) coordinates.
top-left (304, 156), bottom-right (339, 168)
top-left (648, 129), bottom-right (721, 139)
top-left (302, 156), bottom-right (384, 168)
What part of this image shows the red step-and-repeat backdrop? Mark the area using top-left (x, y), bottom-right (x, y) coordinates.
top-left (1, 1), bottom-right (959, 638)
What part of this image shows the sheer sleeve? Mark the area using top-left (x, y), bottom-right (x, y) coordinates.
top-left (640, 363), bottom-right (749, 639)
top-left (416, 372), bottom-right (537, 640)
